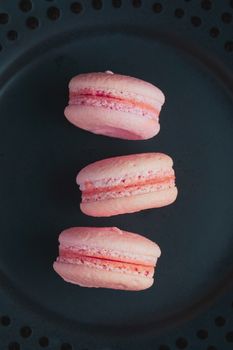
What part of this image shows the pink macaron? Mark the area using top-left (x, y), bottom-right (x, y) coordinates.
top-left (64, 71), bottom-right (165, 140)
top-left (53, 227), bottom-right (161, 291)
top-left (77, 152), bottom-right (178, 217)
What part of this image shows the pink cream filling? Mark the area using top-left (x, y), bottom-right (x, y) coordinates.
top-left (69, 89), bottom-right (160, 120)
top-left (59, 247), bottom-right (156, 265)
top-left (58, 248), bottom-right (155, 277)
top-left (81, 175), bottom-right (175, 202)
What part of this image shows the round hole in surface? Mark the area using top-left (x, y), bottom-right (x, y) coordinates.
top-left (132, 0), bottom-right (141, 8)
top-left (153, 3), bottom-right (163, 13)
top-left (8, 343), bottom-right (20, 350)
top-left (191, 16), bottom-right (202, 26)
top-left (26, 16), bottom-right (39, 29)
top-left (221, 12), bottom-right (232, 23)
top-left (207, 346), bottom-right (217, 350)
top-left (226, 331), bottom-right (233, 342)
top-left (197, 329), bottom-right (208, 339)
top-left (112, 0), bottom-right (121, 7)
top-left (176, 337), bottom-right (188, 349)
top-left (159, 346), bottom-right (171, 350)
top-left (209, 27), bottom-right (220, 37)
top-left (0, 315), bottom-right (11, 326)
top-left (201, 0), bottom-right (212, 10)
top-left (39, 337), bottom-right (49, 347)
top-left (0, 13), bottom-right (9, 24)
top-left (175, 8), bottom-right (184, 18)
top-left (19, 0), bottom-right (32, 12)
top-left (225, 41), bottom-right (233, 52)
top-left (7, 30), bottom-right (18, 40)
top-left (92, 0), bottom-right (102, 9)
top-left (47, 6), bottom-right (60, 20)
top-left (215, 316), bottom-right (226, 327)
top-left (61, 343), bottom-right (73, 350)
top-left (20, 326), bottom-right (32, 338)
top-left (70, 2), bottom-right (83, 13)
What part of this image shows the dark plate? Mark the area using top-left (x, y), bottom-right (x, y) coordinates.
top-left (0, 1), bottom-right (233, 349)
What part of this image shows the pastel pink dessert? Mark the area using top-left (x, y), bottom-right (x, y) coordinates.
top-left (77, 153), bottom-right (178, 217)
top-left (64, 71), bottom-right (165, 140)
top-left (53, 227), bottom-right (161, 291)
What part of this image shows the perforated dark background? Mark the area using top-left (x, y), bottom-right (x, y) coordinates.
top-left (0, 1), bottom-right (233, 349)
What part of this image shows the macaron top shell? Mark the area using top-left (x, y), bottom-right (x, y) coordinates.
top-left (68, 72), bottom-right (165, 105)
top-left (77, 153), bottom-right (173, 184)
top-left (59, 227), bottom-right (161, 261)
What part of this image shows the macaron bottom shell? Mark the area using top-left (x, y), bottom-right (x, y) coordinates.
top-left (53, 261), bottom-right (154, 291)
top-left (64, 105), bottom-right (160, 140)
top-left (80, 187), bottom-right (178, 217)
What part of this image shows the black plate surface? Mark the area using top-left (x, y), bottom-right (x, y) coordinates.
top-left (0, 1), bottom-right (233, 349)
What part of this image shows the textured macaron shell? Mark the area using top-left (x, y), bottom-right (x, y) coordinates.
top-left (65, 105), bottom-right (159, 140)
top-left (76, 153), bottom-right (177, 217)
top-left (53, 227), bottom-right (161, 291)
top-left (58, 227), bottom-right (161, 263)
top-left (68, 72), bottom-right (165, 104)
top-left (80, 187), bottom-right (178, 217)
top-left (64, 72), bottom-right (165, 140)
top-left (77, 153), bottom-right (173, 183)
top-left (53, 263), bottom-right (154, 290)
